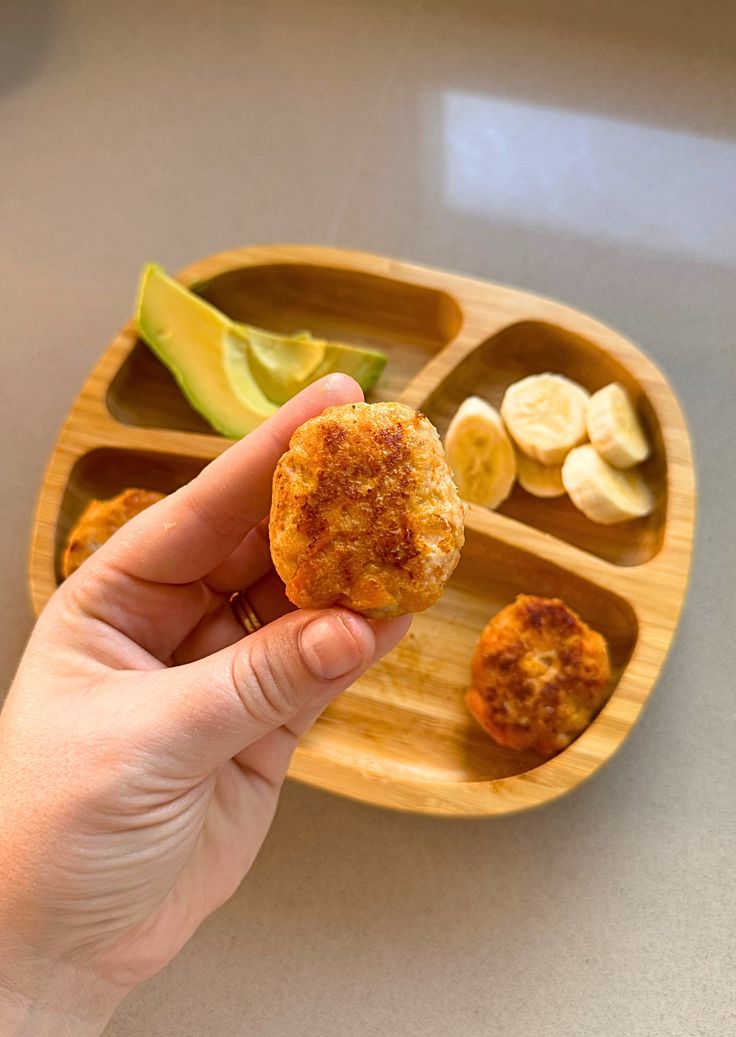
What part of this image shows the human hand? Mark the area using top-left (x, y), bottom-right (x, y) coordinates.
top-left (0, 375), bottom-right (410, 1036)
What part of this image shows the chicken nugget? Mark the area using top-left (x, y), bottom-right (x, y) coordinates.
top-left (63, 488), bottom-right (165, 578)
top-left (269, 401), bottom-right (464, 618)
top-left (466, 594), bottom-right (611, 755)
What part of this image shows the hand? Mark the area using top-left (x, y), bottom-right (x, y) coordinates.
top-left (0, 375), bottom-right (410, 1035)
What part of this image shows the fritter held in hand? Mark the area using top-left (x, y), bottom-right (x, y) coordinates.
top-left (63, 488), bottom-right (165, 578)
top-left (466, 595), bottom-right (611, 755)
top-left (269, 401), bottom-right (465, 618)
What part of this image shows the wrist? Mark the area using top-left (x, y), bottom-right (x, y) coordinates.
top-left (0, 989), bottom-right (113, 1037)
top-left (0, 960), bottom-right (127, 1037)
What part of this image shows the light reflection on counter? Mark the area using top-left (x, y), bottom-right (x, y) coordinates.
top-left (441, 90), bottom-right (736, 264)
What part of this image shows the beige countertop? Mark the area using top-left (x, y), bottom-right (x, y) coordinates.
top-left (2, 1), bottom-right (734, 1034)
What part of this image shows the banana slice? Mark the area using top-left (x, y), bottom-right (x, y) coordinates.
top-left (562, 444), bottom-right (654, 524)
top-left (514, 449), bottom-right (565, 498)
top-left (586, 382), bottom-right (650, 469)
top-left (445, 396), bottom-right (516, 509)
top-left (501, 373), bottom-right (589, 464)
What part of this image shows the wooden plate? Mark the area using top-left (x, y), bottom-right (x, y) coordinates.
top-left (29, 246), bottom-right (695, 816)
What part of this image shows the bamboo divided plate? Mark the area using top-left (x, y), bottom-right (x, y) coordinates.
top-left (30, 246), bottom-right (695, 816)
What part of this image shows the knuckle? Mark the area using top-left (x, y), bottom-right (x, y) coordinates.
top-left (230, 637), bottom-right (301, 726)
top-left (60, 561), bottom-right (101, 612)
top-left (59, 556), bottom-right (120, 618)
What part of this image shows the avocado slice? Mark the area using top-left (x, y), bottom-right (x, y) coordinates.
top-left (246, 326), bottom-right (326, 405)
top-left (247, 326), bottom-right (387, 405)
top-left (136, 264), bottom-right (388, 435)
top-left (137, 264), bottom-right (277, 438)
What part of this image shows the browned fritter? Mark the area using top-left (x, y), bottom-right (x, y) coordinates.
top-left (466, 595), bottom-right (611, 755)
top-left (269, 401), bottom-right (465, 618)
top-left (62, 488), bottom-right (165, 578)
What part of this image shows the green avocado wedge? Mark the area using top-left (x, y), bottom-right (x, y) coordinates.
top-left (136, 264), bottom-right (277, 438)
top-left (136, 264), bottom-right (388, 436)
top-left (247, 326), bottom-right (387, 405)
top-left (245, 326), bottom-right (327, 406)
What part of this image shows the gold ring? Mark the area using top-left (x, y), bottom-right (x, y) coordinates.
top-left (229, 591), bottom-right (264, 635)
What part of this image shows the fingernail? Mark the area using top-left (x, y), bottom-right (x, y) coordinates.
top-left (300, 614), bottom-right (366, 680)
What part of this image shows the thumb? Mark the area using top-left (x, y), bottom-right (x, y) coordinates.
top-left (139, 608), bottom-right (408, 775)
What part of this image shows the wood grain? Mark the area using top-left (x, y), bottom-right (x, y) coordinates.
top-left (29, 245), bottom-right (695, 816)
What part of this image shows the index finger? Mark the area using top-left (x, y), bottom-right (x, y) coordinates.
top-left (100, 374), bottom-right (363, 584)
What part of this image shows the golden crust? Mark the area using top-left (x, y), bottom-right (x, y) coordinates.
top-left (466, 595), bottom-right (611, 755)
top-left (62, 488), bottom-right (165, 578)
top-left (269, 402), bottom-right (465, 618)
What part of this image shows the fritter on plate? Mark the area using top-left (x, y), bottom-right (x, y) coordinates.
top-left (466, 595), bottom-right (611, 755)
top-left (269, 401), bottom-right (464, 618)
top-left (63, 488), bottom-right (165, 578)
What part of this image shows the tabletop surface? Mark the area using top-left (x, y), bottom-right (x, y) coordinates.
top-left (2, 2), bottom-right (734, 1034)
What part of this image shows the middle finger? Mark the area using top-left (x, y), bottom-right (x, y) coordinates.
top-left (204, 519), bottom-right (273, 594)
top-left (173, 569), bottom-right (294, 664)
